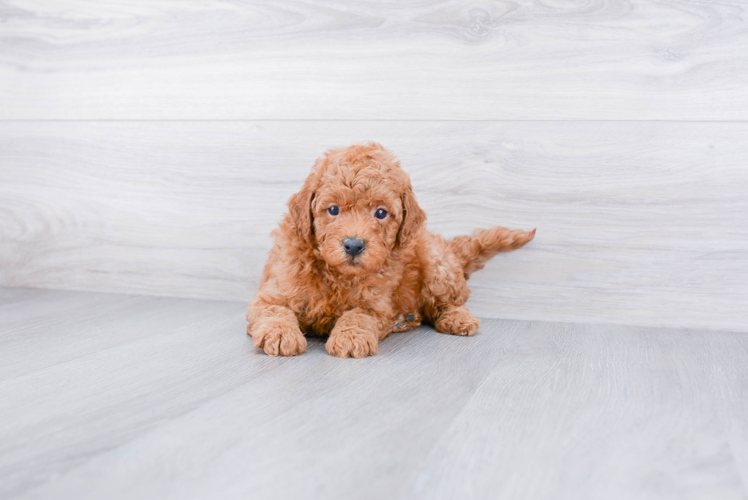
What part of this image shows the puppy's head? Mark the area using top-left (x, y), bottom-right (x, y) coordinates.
top-left (288, 143), bottom-right (425, 276)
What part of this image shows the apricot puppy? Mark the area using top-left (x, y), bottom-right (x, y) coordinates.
top-left (247, 143), bottom-right (535, 358)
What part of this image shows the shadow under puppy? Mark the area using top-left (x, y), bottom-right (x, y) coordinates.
top-left (247, 143), bottom-right (535, 358)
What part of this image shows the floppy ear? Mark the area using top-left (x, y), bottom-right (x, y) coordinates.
top-left (288, 169), bottom-right (319, 245)
top-left (397, 185), bottom-right (426, 248)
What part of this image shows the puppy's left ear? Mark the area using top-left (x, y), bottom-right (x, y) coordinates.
top-left (397, 184), bottom-right (426, 248)
top-left (287, 167), bottom-right (320, 245)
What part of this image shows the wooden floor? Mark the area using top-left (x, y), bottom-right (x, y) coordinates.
top-left (1, 287), bottom-right (746, 500)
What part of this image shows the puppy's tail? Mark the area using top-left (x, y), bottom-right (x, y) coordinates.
top-left (449, 226), bottom-right (536, 277)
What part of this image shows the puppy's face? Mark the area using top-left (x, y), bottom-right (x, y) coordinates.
top-left (288, 144), bottom-right (425, 277)
top-left (312, 168), bottom-right (403, 276)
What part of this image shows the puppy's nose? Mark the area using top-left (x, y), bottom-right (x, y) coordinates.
top-left (343, 238), bottom-right (365, 257)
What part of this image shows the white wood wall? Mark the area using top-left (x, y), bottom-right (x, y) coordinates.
top-left (1, 1), bottom-right (747, 332)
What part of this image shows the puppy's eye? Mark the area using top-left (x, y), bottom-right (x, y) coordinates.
top-left (327, 206), bottom-right (340, 216)
top-left (374, 208), bottom-right (388, 220)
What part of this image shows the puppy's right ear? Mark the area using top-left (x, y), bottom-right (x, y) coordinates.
top-left (287, 165), bottom-right (320, 244)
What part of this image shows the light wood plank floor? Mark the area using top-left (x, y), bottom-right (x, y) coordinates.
top-left (1, 287), bottom-right (746, 500)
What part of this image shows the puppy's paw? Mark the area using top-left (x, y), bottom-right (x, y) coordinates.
top-left (393, 312), bottom-right (422, 333)
top-left (250, 319), bottom-right (307, 356)
top-left (435, 306), bottom-right (480, 336)
top-left (326, 327), bottom-right (378, 358)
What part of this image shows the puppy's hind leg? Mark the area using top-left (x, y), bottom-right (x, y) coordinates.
top-left (434, 305), bottom-right (480, 337)
top-left (419, 235), bottom-right (480, 337)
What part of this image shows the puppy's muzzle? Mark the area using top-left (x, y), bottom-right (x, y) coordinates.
top-left (343, 238), bottom-right (365, 257)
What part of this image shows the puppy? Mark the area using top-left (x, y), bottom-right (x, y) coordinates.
top-left (247, 143), bottom-right (535, 358)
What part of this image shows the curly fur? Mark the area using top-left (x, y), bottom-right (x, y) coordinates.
top-left (247, 143), bottom-right (535, 358)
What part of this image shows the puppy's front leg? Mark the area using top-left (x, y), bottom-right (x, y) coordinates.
top-left (326, 309), bottom-right (388, 358)
top-left (247, 303), bottom-right (307, 356)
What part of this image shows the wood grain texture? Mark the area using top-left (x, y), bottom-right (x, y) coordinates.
top-left (0, 287), bottom-right (747, 499)
top-left (1, 0), bottom-right (747, 120)
top-left (2, 121), bottom-right (746, 332)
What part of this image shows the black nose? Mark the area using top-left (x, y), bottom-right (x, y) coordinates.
top-left (343, 238), bottom-right (365, 257)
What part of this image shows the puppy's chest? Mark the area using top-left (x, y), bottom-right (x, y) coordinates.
top-left (300, 288), bottom-right (421, 336)
top-left (303, 281), bottom-right (376, 314)
top-left (296, 279), bottom-right (391, 332)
